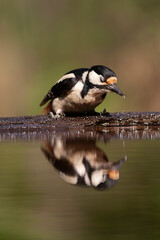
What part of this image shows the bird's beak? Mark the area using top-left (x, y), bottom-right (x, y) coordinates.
top-left (106, 77), bottom-right (125, 97)
top-left (108, 83), bottom-right (125, 96)
top-left (108, 156), bottom-right (127, 180)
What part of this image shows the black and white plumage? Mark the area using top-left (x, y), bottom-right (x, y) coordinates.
top-left (40, 65), bottom-right (125, 116)
top-left (41, 138), bottom-right (127, 190)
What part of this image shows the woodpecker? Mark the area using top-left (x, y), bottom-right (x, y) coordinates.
top-left (41, 138), bottom-right (127, 190)
top-left (40, 65), bottom-right (125, 117)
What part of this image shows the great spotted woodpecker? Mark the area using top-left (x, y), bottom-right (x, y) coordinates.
top-left (40, 65), bottom-right (125, 117)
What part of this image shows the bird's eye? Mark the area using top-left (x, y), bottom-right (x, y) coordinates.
top-left (100, 76), bottom-right (104, 82)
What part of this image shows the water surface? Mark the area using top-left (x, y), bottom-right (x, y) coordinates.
top-left (0, 127), bottom-right (160, 240)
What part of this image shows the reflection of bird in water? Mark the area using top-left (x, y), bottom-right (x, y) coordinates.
top-left (41, 138), bottom-right (127, 190)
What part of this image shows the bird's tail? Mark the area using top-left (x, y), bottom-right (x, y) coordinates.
top-left (40, 90), bottom-right (54, 106)
top-left (42, 101), bottom-right (53, 115)
top-left (40, 95), bottom-right (50, 106)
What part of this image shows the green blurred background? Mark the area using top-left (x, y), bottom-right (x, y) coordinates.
top-left (0, 0), bottom-right (160, 117)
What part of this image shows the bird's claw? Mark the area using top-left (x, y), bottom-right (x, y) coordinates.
top-left (100, 108), bottom-right (111, 117)
top-left (48, 111), bottom-right (65, 119)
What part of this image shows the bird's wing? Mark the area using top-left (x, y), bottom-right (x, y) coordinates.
top-left (40, 76), bottom-right (79, 106)
top-left (40, 69), bottom-right (88, 106)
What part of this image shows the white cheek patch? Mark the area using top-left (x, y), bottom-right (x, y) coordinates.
top-left (91, 170), bottom-right (106, 187)
top-left (89, 70), bottom-right (103, 85)
top-left (58, 73), bottom-right (75, 83)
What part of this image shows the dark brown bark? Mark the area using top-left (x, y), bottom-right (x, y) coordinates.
top-left (0, 112), bottom-right (159, 131)
top-left (0, 111), bottom-right (159, 129)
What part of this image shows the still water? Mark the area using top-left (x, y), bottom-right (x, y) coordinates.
top-left (0, 127), bottom-right (160, 240)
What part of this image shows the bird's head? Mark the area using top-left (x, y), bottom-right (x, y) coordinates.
top-left (88, 65), bottom-right (125, 97)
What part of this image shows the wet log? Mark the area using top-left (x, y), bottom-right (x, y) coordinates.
top-left (0, 112), bottom-right (159, 132)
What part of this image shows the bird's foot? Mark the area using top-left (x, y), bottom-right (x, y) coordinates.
top-left (48, 111), bottom-right (65, 119)
top-left (100, 108), bottom-right (111, 117)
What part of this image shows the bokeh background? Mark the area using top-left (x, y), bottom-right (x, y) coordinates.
top-left (0, 0), bottom-right (160, 117)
